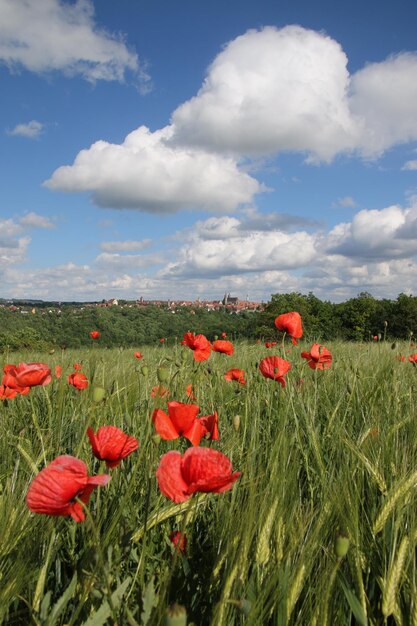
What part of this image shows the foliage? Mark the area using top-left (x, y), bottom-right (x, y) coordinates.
top-left (2, 291), bottom-right (417, 352)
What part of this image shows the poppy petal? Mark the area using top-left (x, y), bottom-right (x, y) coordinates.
top-left (152, 409), bottom-right (180, 440)
top-left (156, 451), bottom-right (190, 503)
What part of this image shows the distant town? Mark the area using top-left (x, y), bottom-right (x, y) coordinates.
top-left (0, 293), bottom-right (265, 315)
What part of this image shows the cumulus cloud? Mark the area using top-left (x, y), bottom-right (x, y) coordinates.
top-left (190, 211), bottom-right (319, 241)
top-left (44, 25), bottom-right (417, 213)
top-left (3, 203), bottom-right (417, 302)
top-left (0, 228), bottom-right (30, 269)
top-left (7, 120), bottom-right (44, 138)
top-left (44, 125), bottom-right (260, 212)
top-left (0, 213), bottom-right (55, 270)
top-left (350, 53), bottom-right (417, 157)
top-left (162, 229), bottom-right (319, 278)
top-left (0, 0), bottom-right (143, 83)
top-left (326, 203), bottom-right (417, 259)
top-left (171, 26), bottom-right (357, 161)
top-left (100, 239), bottom-right (151, 252)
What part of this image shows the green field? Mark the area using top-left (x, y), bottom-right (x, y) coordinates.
top-left (1, 339), bottom-right (417, 625)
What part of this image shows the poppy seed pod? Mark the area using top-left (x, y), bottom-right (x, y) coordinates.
top-left (233, 415), bottom-right (241, 431)
top-left (141, 365), bottom-right (149, 377)
top-left (92, 387), bottom-right (106, 403)
top-left (335, 534), bottom-right (350, 558)
top-left (165, 604), bottom-right (187, 626)
top-left (157, 367), bottom-right (169, 383)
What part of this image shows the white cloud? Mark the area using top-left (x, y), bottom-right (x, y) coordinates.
top-left (192, 216), bottom-right (242, 240)
top-left (100, 239), bottom-right (151, 252)
top-left (7, 120), bottom-right (44, 138)
top-left (20, 212), bottom-right (54, 229)
top-left (3, 205), bottom-right (417, 302)
top-left (350, 53), bottom-right (417, 157)
top-left (171, 25), bottom-right (357, 161)
top-left (326, 203), bottom-right (417, 259)
top-left (162, 229), bottom-right (319, 278)
top-left (94, 252), bottom-right (163, 270)
top-left (332, 196), bottom-right (357, 208)
top-left (403, 160), bottom-right (417, 171)
top-left (0, 0), bottom-right (142, 83)
top-left (44, 26), bottom-right (417, 213)
top-left (45, 125), bottom-right (261, 212)
top-left (0, 213), bottom-right (54, 269)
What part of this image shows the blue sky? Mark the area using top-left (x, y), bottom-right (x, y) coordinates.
top-left (1, 0), bottom-right (417, 302)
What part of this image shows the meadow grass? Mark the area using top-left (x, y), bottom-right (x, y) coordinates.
top-left (1, 340), bottom-right (417, 625)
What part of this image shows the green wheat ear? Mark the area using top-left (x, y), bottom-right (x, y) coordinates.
top-left (382, 536), bottom-right (410, 618)
top-left (373, 469), bottom-right (417, 535)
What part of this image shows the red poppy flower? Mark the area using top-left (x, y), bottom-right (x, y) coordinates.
top-left (54, 365), bottom-right (62, 379)
top-left (90, 331), bottom-right (100, 340)
top-left (372, 335), bottom-right (378, 341)
top-left (68, 370), bottom-right (89, 390)
top-left (26, 455), bottom-right (110, 522)
top-left (301, 344), bottom-right (333, 370)
top-left (73, 363), bottom-right (82, 371)
top-left (396, 355), bottom-right (406, 362)
top-left (259, 356), bottom-right (291, 387)
top-left (224, 368), bottom-right (246, 385)
top-left (159, 338), bottom-right (166, 343)
top-left (0, 385), bottom-right (18, 400)
top-left (212, 340), bottom-right (234, 356)
top-left (274, 312), bottom-right (303, 345)
top-left (152, 401), bottom-right (203, 446)
top-left (265, 341), bottom-right (277, 348)
top-left (151, 385), bottom-right (170, 398)
top-left (182, 332), bottom-right (212, 362)
top-left (409, 354), bottom-right (417, 364)
top-left (87, 426), bottom-right (139, 468)
top-left (134, 351), bottom-right (143, 360)
top-left (156, 447), bottom-right (240, 503)
top-left (221, 332), bottom-right (227, 339)
top-left (5, 362), bottom-right (52, 388)
top-left (170, 530), bottom-right (187, 553)
top-left (1, 365), bottom-right (30, 396)
top-left (200, 411), bottom-right (219, 440)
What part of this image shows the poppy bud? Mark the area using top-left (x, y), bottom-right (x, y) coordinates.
top-left (49, 349), bottom-right (55, 355)
top-left (157, 367), bottom-right (169, 383)
top-left (233, 415), bottom-right (241, 431)
top-left (335, 534), bottom-right (350, 558)
top-left (141, 366), bottom-right (149, 377)
top-left (152, 434), bottom-right (161, 446)
top-left (92, 386), bottom-right (106, 403)
top-left (181, 350), bottom-right (188, 363)
top-left (165, 603), bottom-right (187, 626)
top-left (391, 342), bottom-right (398, 350)
top-left (238, 599), bottom-right (252, 615)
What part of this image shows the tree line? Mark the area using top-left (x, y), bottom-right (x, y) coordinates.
top-left (1, 291), bottom-right (417, 351)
